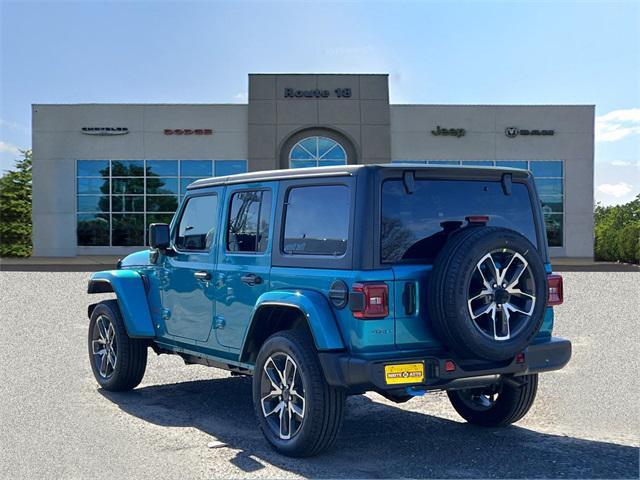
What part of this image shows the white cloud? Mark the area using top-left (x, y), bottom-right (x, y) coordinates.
top-left (595, 108), bottom-right (640, 142)
top-left (0, 141), bottom-right (21, 156)
top-left (610, 160), bottom-right (640, 168)
top-left (233, 92), bottom-right (248, 103)
top-left (597, 182), bottom-right (634, 198)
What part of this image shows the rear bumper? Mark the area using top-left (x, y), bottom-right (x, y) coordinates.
top-left (319, 336), bottom-right (571, 393)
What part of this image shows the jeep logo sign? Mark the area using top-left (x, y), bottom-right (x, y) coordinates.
top-left (81, 127), bottom-right (129, 136)
top-left (431, 126), bottom-right (466, 138)
top-left (505, 127), bottom-right (554, 138)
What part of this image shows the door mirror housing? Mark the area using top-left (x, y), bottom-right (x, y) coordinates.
top-left (149, 223), bottom-right (170, 250)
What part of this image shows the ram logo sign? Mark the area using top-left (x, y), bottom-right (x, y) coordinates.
top-left (505, 127), bottom-right (554, 138)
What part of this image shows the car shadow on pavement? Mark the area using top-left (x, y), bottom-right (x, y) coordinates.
top-left (100, 376), bottom-right (638, 479)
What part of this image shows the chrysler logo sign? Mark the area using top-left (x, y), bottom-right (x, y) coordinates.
top-left (505, 127), bottom-right (554, 138)
top-left (81, 127), bottom-right (129, 136)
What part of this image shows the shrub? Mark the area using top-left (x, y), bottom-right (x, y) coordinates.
top-left (0, 150), bottom-right (32, 257)
top-left (594, 194), bottom-right (640, 264)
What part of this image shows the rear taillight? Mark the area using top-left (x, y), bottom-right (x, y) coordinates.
top-left (547, 274), bottom-right (563, 306)
top-left (350, 283), bottom-right (389, 319)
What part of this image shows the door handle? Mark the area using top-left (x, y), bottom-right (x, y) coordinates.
top-left (241, 273), bottom-right (263, 286)
top-left (194, 271), bottom-right (212, 281)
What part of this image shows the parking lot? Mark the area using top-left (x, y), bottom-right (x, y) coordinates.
top-left (1, 271), bottom-right (638, 479)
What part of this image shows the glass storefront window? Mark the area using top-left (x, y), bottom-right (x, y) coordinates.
top-left (146, 177), bottom-right (179, 195)
top-left (215, 160), bottom-right (248, 177)
top-left (77, 214), bottom-right (109, 246)
top-left (77, 178), bottom-right (109, 195)
top-left (289, 136), bottom-right (347, 168)
top-left (427, 160), bottom-right (461, 165)
top-left (496, 160), bottom-right (528, 170)
top-left (113, 178), bottom-right (144, 195)
top-left (530, 160), bottom-right (563, 178)
top-left (112, 214), bottom-right (145, 246)
top-left (111, 160), bottom-right (144, 176)
top-left (77, 159), bottom-right (240, 247)
top-left (77, 160), bottom-right (109, 177)
top-left (77, 196), bottom-right (109, 213)
top-left (181, 160), bottom-right (212, 177)
top-left (146, 160), bottom-right (178, 177)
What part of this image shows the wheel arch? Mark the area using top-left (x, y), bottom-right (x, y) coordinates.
top-left (240, 290), bottom-right (346, 365)
top-left (87, 270), bottom-right (155, 338)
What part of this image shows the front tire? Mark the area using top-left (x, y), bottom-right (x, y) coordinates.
top-left (447, 374), bottom-right (538, 427)
top-left (88, 300), bottom-right (148, 391)
top-left (252, 330), bottom-right (345, 457)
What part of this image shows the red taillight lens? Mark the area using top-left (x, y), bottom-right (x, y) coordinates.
top-left (351, 283), bottom-right (389, 319)
top-left (444, 360), bottom-right (456, 372)
top-left (547, 274), bottom-right (563, 306)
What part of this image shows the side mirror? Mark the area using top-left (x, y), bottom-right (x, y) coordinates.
top-left (149, 223), bottom-right (170, 250)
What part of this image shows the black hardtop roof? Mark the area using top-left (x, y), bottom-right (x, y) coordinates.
top-left (187, 163), bottom-right (531, 190)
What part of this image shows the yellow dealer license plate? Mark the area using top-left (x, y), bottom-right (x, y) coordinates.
top-left (384, 362), bottom-right (425, 385)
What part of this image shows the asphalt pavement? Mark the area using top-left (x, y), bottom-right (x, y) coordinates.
top-left (1, 271), bottom-right (638, 479)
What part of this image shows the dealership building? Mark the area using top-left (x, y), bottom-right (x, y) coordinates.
top-left (32, 73), bottom-right (594, 258)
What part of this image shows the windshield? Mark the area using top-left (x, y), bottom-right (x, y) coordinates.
top-left (381, 179), bottom-right (538, 263)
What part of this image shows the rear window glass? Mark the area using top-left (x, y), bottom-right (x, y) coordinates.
top-left (283, 185), bottom-right (350, 256)
top-left (381, 179), bottom-right (537, 263)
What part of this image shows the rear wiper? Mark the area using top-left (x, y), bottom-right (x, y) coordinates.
top-left (501, 173), bottom-right (512, 196)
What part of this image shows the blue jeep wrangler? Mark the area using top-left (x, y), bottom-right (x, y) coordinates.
top-left (87, 164), bottom-right (570, 456)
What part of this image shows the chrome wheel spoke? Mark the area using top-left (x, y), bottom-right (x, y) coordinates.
top-left (471, 301), bottom-right (496, 320)
top-left (284, 356), bottom-right (297, 390)
top-left (504, 301), bottom-right (534, 316)
top-left (96, 317), bottom-right (108, 342)
top-left (264, 357), bottom-right (285, 391)
top-left (99, 351), bottom-right (109, 377)
top-left (261, 353), bottom-right (305, 440)
top-left (262, 398), bottom-right (284, 418)
top-left (92, 339), bottom-right (106, 355)
top-left (469, 249), bottom-right (536, 342)
top-left (279, 404), bottom-right (291, 440)
top-left (493, 306), bottom-right (510, 340)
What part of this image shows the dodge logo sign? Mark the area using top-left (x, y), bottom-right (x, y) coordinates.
top-left (164, 129), bottom-right (213, 135)
top-left (505, 127), bottom-right (554, 138)
top-left (81, 127), bottom-right (129, 136)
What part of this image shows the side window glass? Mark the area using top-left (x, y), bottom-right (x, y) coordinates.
top-left (283, 185), bottom-right (350, 256)
top-left (175, 195), bottom-right (218, 251)
top-left (227, 190), bottom-right (272, 253)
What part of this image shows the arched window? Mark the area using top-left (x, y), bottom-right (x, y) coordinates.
top-left (289, 136), bottom-right (347, 168)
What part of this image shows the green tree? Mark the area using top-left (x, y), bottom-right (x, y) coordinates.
top-left (0, 149), bottom-right (32, 257)
top-left (594, 194), bottom-right (640, 264)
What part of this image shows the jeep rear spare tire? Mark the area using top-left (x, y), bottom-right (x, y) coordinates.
top-left (428, 227), bottom-right (548, 361)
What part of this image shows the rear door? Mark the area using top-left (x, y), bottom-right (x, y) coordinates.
top-left (214, 183), bottom-right (275, 350)
top-left (380, 175), bottom-right (540, 350)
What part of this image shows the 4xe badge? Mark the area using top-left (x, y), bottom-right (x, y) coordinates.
top-left (505, 127), bottom-right (554, 138)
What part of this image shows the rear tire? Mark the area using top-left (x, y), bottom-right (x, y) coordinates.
top-left (447, 374), bottom-right (538, 427)
top-left (88, 300), bottom-right (147, 392)
top-left (252, 330), bottom-right (345, 457)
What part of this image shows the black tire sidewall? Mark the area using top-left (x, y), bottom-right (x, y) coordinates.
top-left (252, 331), bottom-right (326, 456)
top-left (87, 300), bottom-right (144, 391)
top-left (431, 227), bottom-right (548, 361)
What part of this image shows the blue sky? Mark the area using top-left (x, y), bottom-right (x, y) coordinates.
top-left (1, 0), bottom-right (638, 205)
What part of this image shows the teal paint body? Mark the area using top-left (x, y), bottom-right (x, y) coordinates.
top-left (248, 289), bottom-right (346, 351)
top-left (86, 167), bottom-right (559, 374)
top-left (89, 270), bottom-right (156, 338)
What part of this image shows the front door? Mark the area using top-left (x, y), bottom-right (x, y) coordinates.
top-left (215, 184), bottom-right (275, 350)
top-left (161, 191), bottom-right (221, 342)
